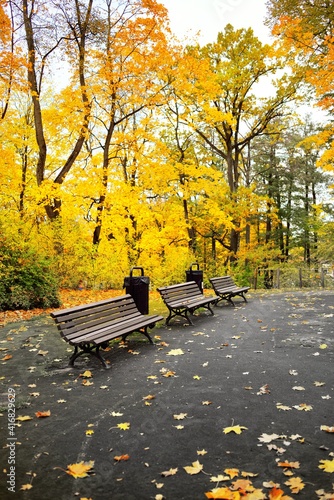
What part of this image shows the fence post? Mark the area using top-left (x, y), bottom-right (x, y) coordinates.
top-left (299, 268), bottom-right (303, 288)
top-left (254, 268), bottom-right (258, 290)
top-left (321, 269), bottom-right (325, 288)
top-left (276, 269), bottom-right (280, 289)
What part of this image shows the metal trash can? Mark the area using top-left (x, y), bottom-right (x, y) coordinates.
top-left (186, 262), bottom-right (203, 293)
top-left (123, 267), bottom-right (150, 314)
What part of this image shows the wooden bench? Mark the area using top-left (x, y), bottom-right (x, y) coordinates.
top-left (50, 294), bottom-right (163, 368)
top-left (157, 281), bottom-right (218, 326)
top-left (209, 276), bottom-right (250, 306)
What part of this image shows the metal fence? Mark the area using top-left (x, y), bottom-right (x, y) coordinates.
top-left (253, 268), bottom-right (334, 290)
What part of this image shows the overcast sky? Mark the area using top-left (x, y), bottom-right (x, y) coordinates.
top-left (161, 0), bottom-right (271, 43)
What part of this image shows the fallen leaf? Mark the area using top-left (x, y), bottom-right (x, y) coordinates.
top-left (285, 476), bottom-right (305, 493)
top-left (80, 370), bottom-right (93, 378)
top-left (167, 349), bottom-right (184, 356)
top-left (202, 401), bottom-right (212, 405)
top-left (117, 422), bottom-right (130, 430)
top-left (205, 487), bottom-right (237, 499)
top-left (183, 460), bottom-right (203, 475)
top-left (319, 344), bottom-right (328, 349)
top-left (210, 475), bottom-right (230, 482)
top-left (111, 411), bottom-right (123, 417)
top-left (276, 403), bottom-right (291, 411)
top-left (143, 394), bottom-right (155, 400)
top-left (257, 384), bottom-right (270, 395)
top-left (321, 425), bottom-right (334, 433)
top-left (314, 381), bottom-right (325, 387)
top-left (37, 350), bottom-right (48, 356)
top-left (319, 459), bottom-right (334, 473)
top-left (2, 354), bottom-right (12, 361)
top-left (66, 460), bottom-right (94, 478)
top-left (114, 454), bottom-right (130, 462)
top-left (16, 415), bottom-right (33, 422)
top-left (278, 461), bottom-right (300, 469)
top-left (174, 425), bottom-right (184, 430)
top-left (20, 484), bottom-right (33, 491)
top-left (161, 467), bottom-right (178, 477)
top-left (224, 468), bottom-right (239, 479)
top-left (193, 375), bottom-right (201, 380)
top-left (292, 403), bottom-right (312, 411)
top-left (223, 425), bottom-right (247, 435)
top-left (197, 449), bottom-right (207, 456)
top-left (82, 380), bottom-right (93, 386)
top-left (35, 410), bottom-right (51, 418)
top-left (173, 413), bottom-right (187, 420)
top-left (292, 386), bottom-right (305, 391)
top-left (85, 430), bottom-right (94, 436)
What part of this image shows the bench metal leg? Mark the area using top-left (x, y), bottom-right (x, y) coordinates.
top-left (166, 308), bottom-right (194, 326)
top-left (69, 343), bottom-right (110, 369)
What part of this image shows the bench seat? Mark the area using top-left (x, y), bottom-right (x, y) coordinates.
top-left (50, 294), bottom-right (163, 368)
top-left (157, 281), bottom-right (218, 326)
top-left (209, 276), bottom-right (250, 306)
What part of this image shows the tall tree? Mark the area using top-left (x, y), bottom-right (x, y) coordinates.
top-left (167, 25), bottom-right (301, 262)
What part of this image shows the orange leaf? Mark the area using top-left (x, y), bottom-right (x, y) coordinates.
top-left (268, 486), bottom-right (292, 499)
top-left (2, 354), bottom-right (12, 361)
top-left (35, 410), bottom-right (51, 418)
top-left (114, 454), bottom-right (130, 462)
top-left (278, 461), bottom-right (300, 469)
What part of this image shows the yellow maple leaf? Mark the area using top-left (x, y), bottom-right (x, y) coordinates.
top-left (80, 370), bottom-right (93, 378)
top-left (223, 425), bottom-right (248, 435)
top-left (85, 429), bottom-right (94, 436)
top-left (193, 375), bottom-right (201, 380)
top-left (117, 422), bottom-right (130, 430)
top-left (285, 476), bottom-right (305, 493)
top-left (183, 460), bottom-right (203, 475)
top-left (319, 459), bottom-right (334, 473)
top-left (143, 394), bottom-right (155, 400)
top-left (66, 460), bottom-right (94, 478)
top-left (82, 380), bottom-right (93, 386)
top-left (197, 449), bottom-right (207, 456)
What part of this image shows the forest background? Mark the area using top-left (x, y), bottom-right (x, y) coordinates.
top-left (1, 0), bottom-right (334, 310)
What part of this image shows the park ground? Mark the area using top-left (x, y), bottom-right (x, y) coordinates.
top-left (0, 289), bottom-right (333, 499)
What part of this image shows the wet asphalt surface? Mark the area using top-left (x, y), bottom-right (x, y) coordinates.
top-left (0, 290), bottom-right (333, 499)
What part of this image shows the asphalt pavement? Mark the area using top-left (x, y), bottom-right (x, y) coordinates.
top-left (0, 290), bottom-right (333, 499)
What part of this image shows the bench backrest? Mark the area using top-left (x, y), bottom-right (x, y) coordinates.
top-left (210, 276), bottom-right (237, 290)
top-left (157, 281), bottom-right (202, 305)
top-left (50, 294), bottom-right (141, 341)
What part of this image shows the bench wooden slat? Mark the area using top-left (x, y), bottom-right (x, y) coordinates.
top-left (157, 281), bottom-right (218, 325)
top-left (209, 276), bottom-right (250, 306)
top-left (50, 294), bottom-right (163, 368)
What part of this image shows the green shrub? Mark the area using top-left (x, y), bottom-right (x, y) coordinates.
top-left (0, 242), bottom-right (61, 311)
